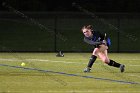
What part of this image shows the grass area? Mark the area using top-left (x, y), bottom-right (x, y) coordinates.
top-left (0, 53), bottom-right (140, 93)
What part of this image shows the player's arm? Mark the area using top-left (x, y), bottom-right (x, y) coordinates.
top-left (98, 31), bottom-right (106, 40)
top-left (98, 31), bottom-right (107, 45)
top-left (84, 37), bottom-right (102, 45)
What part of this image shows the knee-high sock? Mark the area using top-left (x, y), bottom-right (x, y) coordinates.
top-left (108, 59), bottom-right (121, 68)
top-left (87, 55), bottom-right (97, 68)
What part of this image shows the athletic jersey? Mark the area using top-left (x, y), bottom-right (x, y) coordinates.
top-left (84, 31), bottom-right (111, 48)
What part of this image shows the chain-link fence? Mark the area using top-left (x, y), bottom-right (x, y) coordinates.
top-left (0, 12), bottom-right (139, 52)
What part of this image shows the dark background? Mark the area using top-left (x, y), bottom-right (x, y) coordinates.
top-left (0, 0), bottom-right (140, 52)
top-left (0, 0), bottom-right (140, 12)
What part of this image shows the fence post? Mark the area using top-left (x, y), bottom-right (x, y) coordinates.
top-left (54, 16), bottom-right (57, 52)
top-left (117, 17), bottom-right (120, 52)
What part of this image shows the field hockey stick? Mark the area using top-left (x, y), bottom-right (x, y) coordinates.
top-left (104, 33), bottom-right (107, 39)
top-left (103, 33), bottom-right (107, 45)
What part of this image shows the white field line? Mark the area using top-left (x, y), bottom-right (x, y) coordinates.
top-left (27, 59), bottom-right (49, 62)
top-left (1, 90), bottom-right (140, 93)
top-left (28, 59), bottom-right (87, 64)
top-left (129, 65), bottom-right (140, 66)
top-left (0, 58), bottom-right (18, 61)
top-left (0, 58), bottom-right (87, 64)
top-left (0, 58), bottom-right (140, 61)
top-left (0, 58), bottom-right (140, 66)
top-left (40, 90), bottom-right (140, 93)
top-left (128, 74), bottom-right (140, 78)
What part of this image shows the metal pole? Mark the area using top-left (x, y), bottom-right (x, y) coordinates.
top-left (54, 16), bottom-right (57, 52)
top-left (117, 17), bottom-right (120, 53)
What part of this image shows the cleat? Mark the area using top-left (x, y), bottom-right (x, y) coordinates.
top-left (120, 64), bottom-right (125, 73)
top-left (83, 67), bottom-right (91, 72)
top-left (56, 51), bottom-right (64, 57)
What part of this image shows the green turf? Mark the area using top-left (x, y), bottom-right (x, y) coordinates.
top-left (0, 53), bottom-right (140, 93)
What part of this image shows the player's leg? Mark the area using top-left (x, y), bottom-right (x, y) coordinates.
top-left (98, 50), bottom-right (109, 64)
top-left (83, 48), bottom-right (99, 72)
top-left (99, 44), bottom-right (108, 52)
top-left (104, 50), bottom-right (125, 72)
top-left (98, 48), bottom-right (125, 72)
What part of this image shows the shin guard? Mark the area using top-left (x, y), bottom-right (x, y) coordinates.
top-left (87, 55), bottom-right (97, 68)
top-left (108, 59), bottom-right (121, 68)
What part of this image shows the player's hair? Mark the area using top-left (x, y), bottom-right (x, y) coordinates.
top-left (81, 25), bottom-right (93, 32)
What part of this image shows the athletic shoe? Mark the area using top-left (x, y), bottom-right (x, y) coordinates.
top-left (56, 51), bottom-right (64, 57)
top-left (83, 67), bottom-right (91, 72)
top-left (120, 64), bottom-right (125, 73)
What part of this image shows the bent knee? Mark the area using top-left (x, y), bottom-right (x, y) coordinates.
top-left (92, 48), bottom-right (99, 56)
top-left (102, 58), bottom-right (109, 64)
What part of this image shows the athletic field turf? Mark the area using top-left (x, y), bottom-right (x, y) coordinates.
top-left (0, 53), bottom-right (140, 93)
